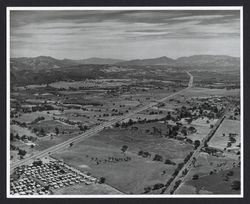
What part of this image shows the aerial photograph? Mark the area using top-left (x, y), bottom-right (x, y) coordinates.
top-left (8, 8), bottom-right (242, 197)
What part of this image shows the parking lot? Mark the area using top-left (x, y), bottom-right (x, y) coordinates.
top-left (10, 159), bottom-right (98, 195)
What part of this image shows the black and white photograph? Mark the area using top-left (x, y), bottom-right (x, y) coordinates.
top-left (7, 7), bottom-right (243, 197)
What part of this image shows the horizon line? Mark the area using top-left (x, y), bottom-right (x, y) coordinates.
top-left (10, 54), bottom-right (240, 61)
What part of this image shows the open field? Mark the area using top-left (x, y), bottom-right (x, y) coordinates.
top-left (209, 119), bottom-right (240, 150)
top-left (32, 120), bottom-right (79, 134)
top-left (50, 79), bottom-right (130, 89)
top-left (53, 124), bottom-right (194, 194)
top-left (185, 117), bottom-right (218, 141)
top-left (11, 125), bottom-right (37, 137)
top-left (14, 110), bottom-right (61, 123)
top-left (35, 132), bottom-right (81, 151)
top-left (10, 65), bottom-right (241, 195)
top-left (176, 151), bottom-right (240, 194)
top-left (182, 88), bottom-right (240, 98)
top-left (177, 167), bottom-right (240, 194)
top-left (53, 183), bottom-right (122, 195)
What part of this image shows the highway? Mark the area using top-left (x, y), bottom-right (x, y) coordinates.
top-left (10, 71), bottom-right (193, 171)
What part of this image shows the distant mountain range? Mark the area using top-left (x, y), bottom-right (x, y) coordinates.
top-left (116, 56), bottom-right (176, 66)
top-left (63, 57), bottom-right (125, 65)
top-left (175, 55), bottom-right (240, 67)
top-left (10, 55), bottom-right (240, 71)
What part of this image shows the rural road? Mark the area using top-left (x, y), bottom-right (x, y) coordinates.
top-left (164, 105), bottom-right (229, 194)
top-left (10, 71), bottom-right (193, 171)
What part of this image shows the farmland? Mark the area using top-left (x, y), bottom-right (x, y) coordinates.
top-left (10, 64), bottom-right (241, 195)
top-left (52, 123), bottom-right (194, 194)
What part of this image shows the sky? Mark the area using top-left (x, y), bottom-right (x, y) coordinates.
top-left (10, 9), bottom-right (241, 60)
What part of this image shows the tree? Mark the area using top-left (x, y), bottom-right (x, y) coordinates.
top-left (194, 140), bottom-right (201, 149)
top-left (188, 126), bottom-right (196, 133)
top-left (10, 133), bottom-right (14, 141)
top-left (138, 150), bottom-right (143, 156)
top-left (15, 133), bottom-right (20, 140)
top-left (33, 127), bottom-right (39, 133)
top-left (165, 159), bottom-right (176, 165)
top-left (21, 135), bottom-right (27, 141)
top-left (192, 174), bottom-right (199, 180)
top-left (99, 177), bottom-right (106, 184)
top-left (186, 138), bottom-right (193, 144)
top-left (33, 159), bottom-right (43, 166)
top-left (115, 122), bottom-right (120, 128)
top-left (79, 125), bottom-right (88, 131)
top-left (128, 119), bottom-right (133, 126)
top-left (121, 145), bottom-right (128, 154)
top-left (18, 149), bottom-right (26, 159)
top-left (44, 185), bottom-right (50, 191)
top-left (55, 127), bottom-right (59, 135)
top-left (182, 168), bottom-right (188, 176)
top-left (144, 186), bottom-right (151, 193)
top-left (69, 142), bottom-right (74, 147)
top-left (40, 128), bottom-right (45, 136)
top-left (227, 171), bottom-right (234, 176)
top-left (153, 183), bottom-right (164, 190)
top-left (153, 154), bottom-right (163, 162)
top-left (231, 180), bottom-right (240, 190)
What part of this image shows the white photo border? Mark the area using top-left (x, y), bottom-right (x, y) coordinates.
top-left (6, 6), bottom-right (244, 198)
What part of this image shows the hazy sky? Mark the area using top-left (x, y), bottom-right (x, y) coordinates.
top-left (10, 10), bottom-right (241, 59)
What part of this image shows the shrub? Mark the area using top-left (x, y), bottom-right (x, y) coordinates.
top-left (192, 174), bottom-right (199, 180)
top-left (153, 183), bottom-right (164, 190)
top-left (231, 180), bottom-right (240, 190)
top-left (99, 177), bottom-right (106, 184)
top-left (227, 171), bottom-right (234, 176)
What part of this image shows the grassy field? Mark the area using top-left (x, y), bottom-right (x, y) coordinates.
top-left (54, 146), bottom-right (175, 194)
top-left (32, 120), bottom-right (79, 134)
top-left (53, 124), bottom-right (194, 194)
top-left (11, 125), bottom-right (37, 137)
top-left (91, 125), bottom-right (193, 161)
top-left (53, 183), bottom-right (123, 195)
top-left (50, 80), bottom-right (127, 89)
top-left (182, 167), bottom-right (240, 194)
top-left (35, 132), bottom-right (81, 151)
top-left (185, 117), bottom-right (217, 141)
top-left (209, 119), bottom-right (241, 150)
top-left (15, 110), bottom-right (60, 123)
top-left (176, 152), bottom-right (240, 194)
top-left (183, 88), bottom-right (240, 98)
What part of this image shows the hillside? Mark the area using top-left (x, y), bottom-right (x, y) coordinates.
top-left (116, 56), bottom-right (176, 66)
top-left (10, 56), bottom-right (124, 71)
top-left (10, 55), bottom-right (240, 72)
top-left (10, 56), bottom-right (79, 71)
top-left (175, 55), bottom-right (240, 67)
top-left (69, 57), bottom-right (124, 65)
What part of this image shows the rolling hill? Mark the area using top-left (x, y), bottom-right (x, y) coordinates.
top-left (175, 55), bottom-right (240, 67)
top-left (10, 56), bottom-right (124, 71)
top-left (116, 56), bottom-right (176, 66)
top-left (10, 56), bottom-right (78, 71)
top-left (68, 57), bottom-right (124, 65)
top-left (10, 55), bottom-right (240, 72)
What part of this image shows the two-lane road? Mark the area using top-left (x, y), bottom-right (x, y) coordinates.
top-left (164, 104), bottom-right (230, 194)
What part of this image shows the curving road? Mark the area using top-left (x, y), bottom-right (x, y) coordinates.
top-left (10, 71), bottom-right (193, 171)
